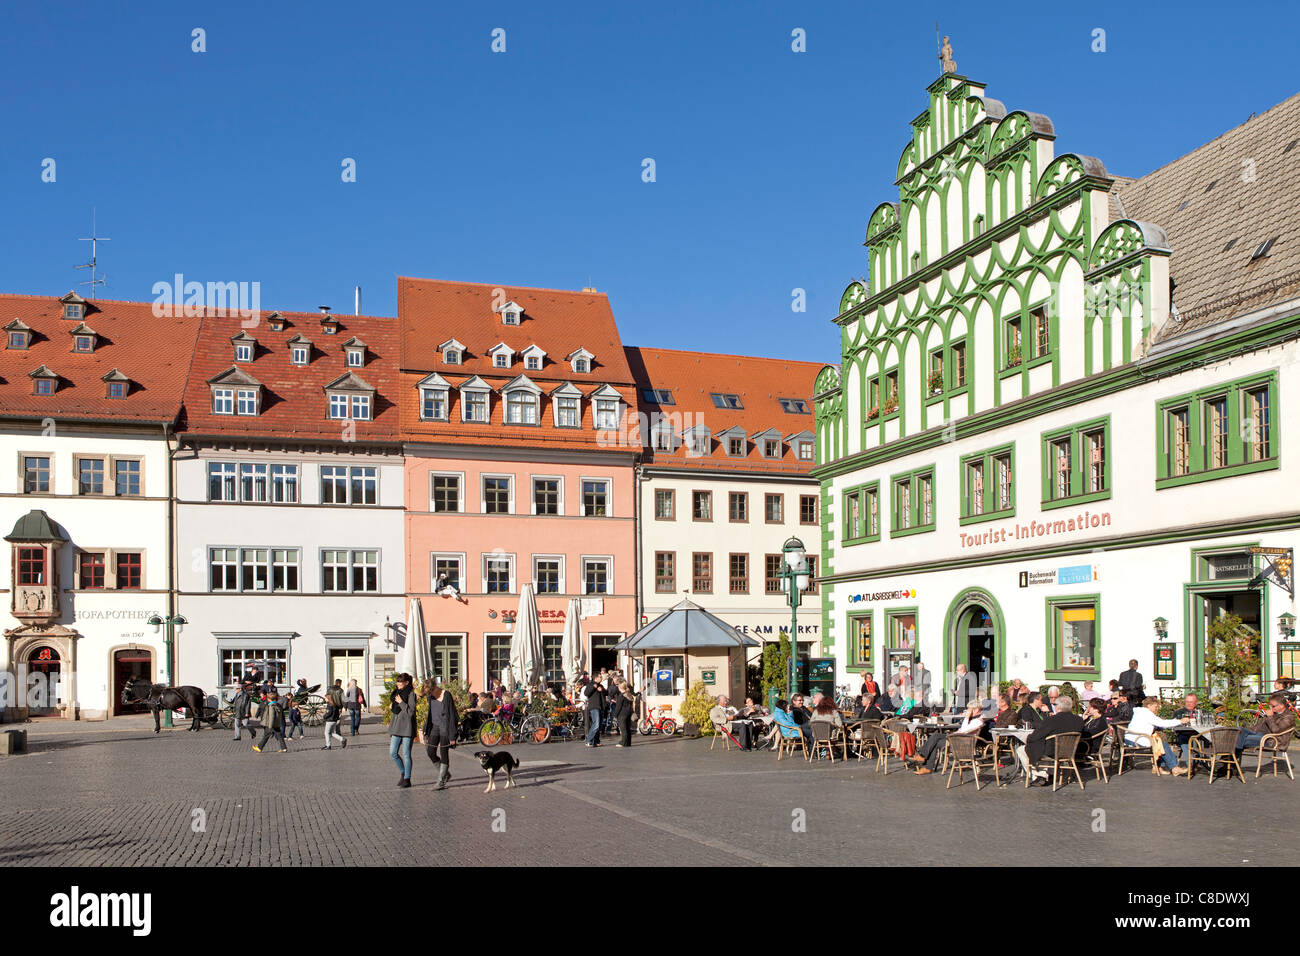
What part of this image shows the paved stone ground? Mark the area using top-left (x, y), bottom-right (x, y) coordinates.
top-left (1, 717), bottom-right (1296, 866)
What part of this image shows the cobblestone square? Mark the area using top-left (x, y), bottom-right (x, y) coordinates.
top-left (2, 717), bottom-right (1295, 867)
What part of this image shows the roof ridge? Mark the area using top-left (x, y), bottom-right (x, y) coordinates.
top-left (398, 276), bottom-right (608, 297)
top-left (625, 344), bottom-right (828, 367)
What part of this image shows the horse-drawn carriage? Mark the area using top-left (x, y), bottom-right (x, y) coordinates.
top-left (215, 683), bottom-right (329, 729)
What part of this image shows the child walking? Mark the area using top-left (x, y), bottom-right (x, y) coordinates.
top-left (284, 697), bottom-right (305, 740)
top-left (254, 691), bottom-right (288, 753)
top-left (322, 698), bottom-right (348, 750)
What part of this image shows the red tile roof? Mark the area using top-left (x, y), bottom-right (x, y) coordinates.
top-left (398, 277), bottom-right (638, 452)
top-left (0, 293), bottom-right (201, 425)
top-left (181, 309), bottom-right (400, 443)
top-left (624, 346), bottom-right (822, 476)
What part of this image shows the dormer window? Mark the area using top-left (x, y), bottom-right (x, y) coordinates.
top-left (729, 437), bottom-right (744, 457)
top-left (208, 367), bottom-right (263, 417)
top-left (458, 377), bottom-right (492, 424)
top-left (497, 300), bottom-right (523, 325)
top-left (590, 385), bottom-right (621, 431)
top-left (446, 349), bottom-right (461, 365)
top-left (60, 292), bottom-right (88, 321)
top-left (438, 338), bottom-right (466, 366)
top-left (74, 335), bottom-right (93, 353)
top-left (521, 345), bottom-right (546, 372)
top-left (342, 337), bottom-right (366, 368)
top-left (6, 319), bottom-right (32, 350)
top-left (568, 348), bottom-right (594, 374)
top-left (495, 354), bottom-right (509, 369)
top-left (502, 375), bottom-right (541, 426)
top-left (324, 372), bottom-right (376, 421)
top-left (236, 388), bottom-right (260, 416)
top-left (231, 332), bottom-right (256, 363)
top-left (684, 427), bottom-right (712, 456)
top-left (417, 373), bottom-right (451, 422)
top-left (488, 343), bottom-right (515, 370)
top-left (719, 427), bottom-right (747, 458)
top-left (752, 429), bottom-right (784, 459)
top-left (551, 383), bottom-right (582, 428)
top-left (213, 388), bottom-right (234, 414)
top-left (267, 312), bottom-right (286, 332)
top-left (764, 439), bottom-right (781, 458)
top-left (29, 366), bottom-right (58, 396)
top-left (288, 334), bottom-right (311, 366)
top-left (102, 369), bottom-right (130, 400)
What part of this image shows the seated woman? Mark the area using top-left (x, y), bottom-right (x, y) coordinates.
top-left (853, 694), bottom-right (884, 721)
top-left (910, 700), bottom-right (986, 775)
top-left (761, 698), bottom-right (800, 750)
top-left (809, 698), bottom-right (844, 729)
top-left (1125, 696), bottom-right (1190, 776)
top-left (1080, 697), bottom-right (1109, 760)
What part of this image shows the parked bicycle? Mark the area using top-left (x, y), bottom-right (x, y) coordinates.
top-left (637, 704), bottom-right (677, 737)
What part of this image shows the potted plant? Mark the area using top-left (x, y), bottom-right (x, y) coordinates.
top-left (1006, 344), bottom-right (1022, 368)
top-left (882, 392), bottom-right (899, 415)
top-left (927, 370), bottom-right (943, 395)
top-left (866, 406), bottom-right (879, 421)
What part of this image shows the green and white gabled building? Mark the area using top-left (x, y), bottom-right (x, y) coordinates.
top-left (813, 71), bottom-right (1300, 701)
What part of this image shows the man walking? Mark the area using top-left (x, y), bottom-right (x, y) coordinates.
top-left (420, 680), bottom-right (459, 790)
top-left (583, 677), bottom-right (605, 747)
top-left (322, 696), bottom-right (348, 750)
top-left (232, 681), bottom-right (255, 741)
top-left (253, 690), bottom-right (288, 753)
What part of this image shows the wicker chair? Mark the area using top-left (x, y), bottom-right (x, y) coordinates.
top-left (881, 718), bottom-right (909, 759)
top-left (1046, 731), bottom-right (1085, 792)
top-left (1081, 727), bottom-right (1111, 783)
top-left (809, 720), bottom-right (837, 762)
top-left (1240, 730), bottom-right (1296, 780)
top-left (944, 732), bottom-right (986, 790)
top-left (1188, 726), bottom-right (1246, 784)
top-left (775, 722), bottom-right (807, 761)
top-left (864, 725), bottom-right (892, 773)
top-left (853, 719), bottom-right (882, 762)
top-left (1113, 723), bottom-right (1159, 775)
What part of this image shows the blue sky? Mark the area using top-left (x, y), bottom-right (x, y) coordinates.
top-left (1, 0), bottom-right (1293, 364)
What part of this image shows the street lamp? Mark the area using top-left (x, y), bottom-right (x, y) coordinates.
top-left (148, 612), bottom-right (187, 728)
top-left (778, 536), bottom-right (812, 703)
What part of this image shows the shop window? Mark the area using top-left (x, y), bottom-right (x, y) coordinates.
top-left (1046, 596), bottom-right (1100, 677)
top-left (849, 613), bottom-right (873, 669)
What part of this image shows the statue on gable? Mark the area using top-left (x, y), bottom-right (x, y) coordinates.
top-left (939, 35), bottom-right (957, 75)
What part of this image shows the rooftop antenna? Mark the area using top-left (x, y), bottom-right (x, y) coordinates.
top-left (76, 208), bottom-right (111, 293)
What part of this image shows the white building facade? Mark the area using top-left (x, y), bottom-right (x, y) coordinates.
top-left (815, 75), bottom-right (1300, 704)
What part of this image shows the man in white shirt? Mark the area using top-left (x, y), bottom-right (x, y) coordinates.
top-left (1125, 696), bottom-right (1191, 776)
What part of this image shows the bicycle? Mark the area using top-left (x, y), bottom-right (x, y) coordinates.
top-left (637, 704), bottom-right (677, 737)
top-left (478, 707), bottom-right (551, 746)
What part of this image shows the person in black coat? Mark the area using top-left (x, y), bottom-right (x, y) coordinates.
top-left (611, 681), bottom-right (635, 747)
top-left (1080, 698), bottom-right (1110, 761)
top-left (420, 680), bottom-right (458, 791)
top-left (1021, 696), bottom-right (1085, 783)
top-left (951, 664), bottom-right (978, 713)
top-left (852, 694), bottom-right (884, 721)
top-left (1118, 660), bottom-right (1145, 702)
top-left (1018, 692), bottom-right (1049, 730)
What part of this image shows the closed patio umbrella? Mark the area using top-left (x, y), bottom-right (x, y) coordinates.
top-left (562, 597), bottom-right (585, 686)
top-left (511, 583), bottom-right (545, 690)
top-left (398, 597), bottom-right (431, 681)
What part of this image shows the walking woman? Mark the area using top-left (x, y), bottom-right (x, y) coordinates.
top-left (345, 679), bottom-right (365, 736)
top-left (418, 679), bottom-right (458, 790)
top-left (611, 680), bottom-right (635, 747)
top-left (389, 674), bottom-right (417, 788)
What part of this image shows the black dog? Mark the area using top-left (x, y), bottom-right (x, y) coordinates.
top-left (472, 750), bottom-right (520, 792)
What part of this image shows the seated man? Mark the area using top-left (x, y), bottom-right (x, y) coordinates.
top-left (1018, 695), bottom-right (1085, 785)
top-left (992, 694), bottom-right (1019, 729)
top-left (1167, 692), bottom-right (1200, 762)
top-left (1236, 693), bottom-right (1297, 757)
top-left (709, 695), bottom-right (749, 749)
top-left (1125, 697), bottom-right (1190, 777)
top-left (910, 700), bottom-right (986, 775)
top-left (1018, 692), bottom-right (1048, 730)
top-left (789, 694), bottom-right (814, 747)
top-left (853, 693), bottom-right (884, 721)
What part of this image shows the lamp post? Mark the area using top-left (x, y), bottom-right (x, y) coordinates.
top-left (147, 613), bottom-right (187, 728)
top-left (778, 536), bottom-right (812, 702)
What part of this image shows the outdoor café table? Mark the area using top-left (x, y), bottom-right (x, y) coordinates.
top-left (1176, 721), bottom-right (1223, 780)
top-left (991, 727), bottom-right (1031, 786)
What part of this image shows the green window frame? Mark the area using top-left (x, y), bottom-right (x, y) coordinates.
top-left (1039, 416), bottom-right (1111, 511)
top-left (1154, 370), bottom-right (1279, 488)
top-left (959, 443), bottom-right (1015, 525)
top-left (1044, 594), bottom-right (1101, 681)
top-left (924, 337), bottom-right (971, 403)
top-left (1003, 302), bottom-right (1052, 373)
top-left (890, 466), bottom-right (935, 537)
top-left (842, 480), bottom-right (881, 544)
top-left (868, 366), bottom-right (900, 424)
top-left (848, 611), bottom-right (873, 670)
top-left (1278, 643), bottom-right (1300, 681)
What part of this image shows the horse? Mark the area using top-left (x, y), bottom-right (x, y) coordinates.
top-left (121, 678), bottom-right (217, 733)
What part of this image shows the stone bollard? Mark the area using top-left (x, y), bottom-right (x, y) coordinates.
top-left (1, 729), bottom-right (27, 755)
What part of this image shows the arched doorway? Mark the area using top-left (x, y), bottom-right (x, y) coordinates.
top-left (944, 589), bottom-right (1006, 697)
top-left (26, 645), bottom-right (62, 716)
top-left (113, 648), bottom-right (154, 716)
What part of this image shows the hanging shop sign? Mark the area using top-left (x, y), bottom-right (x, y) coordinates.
top-left (1249, 547), bottom-right (1294, 599)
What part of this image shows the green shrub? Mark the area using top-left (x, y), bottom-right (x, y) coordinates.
top-left (1038, 681), bottom-right (1082, 714)
top-left (761, 635), bottom-right (791, 705)
top-left (379, 675), bottom-right (474, 727)
top-left (679, 680), bottom-right (718, 735)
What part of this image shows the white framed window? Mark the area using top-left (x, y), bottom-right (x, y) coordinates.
top-left (235, 343), bottom-right (253, 362)
top-left (505, 390), bottom-right (539, 425)
top-left (291, 345), bottom-right (309, 365)
top-left (213, 388), bottom-right (234, 415)
top-left (494, 353), bottom-right (509, 369)
top-left (321, 549), bottom-right (350, 592)
top-left (321, 465), bottom-right (348, 504)
top-left (349, 466), bottom-right (378, 505)
top-left (64, 303), bottom-right (84, 320)
top-left (581, 478), bottom-right (610, 517)
top-left (444, 348), bottom-right (461, 365)
top-left (351, 395), bottom-right (371, 420)
top-left (208, 462), bottom-right (237, 501)
top-left (271, 464), bottom-right (299, 503)
top-left (482, 474), bottom-right (514, 515)
top-left (236, 388), bottom-right (259, 416)
top-left (431, 552), bottom-right (465, 592)
top-left (532, 554), bottom-right (565, 594)
top-left (798, 441), bottom-right (813, 461)
top-left (350, 549), bottom-right (379, 592)
top-left (240, 547), bottom-right (270, 591)
top-left (422, 388), bottom-right (449, 421)
top-left (322, 548), bottom-right (380, 592)
top-left (346, 348), bottom-right (363, 367)
top-left (430, 472), bottom-right (464, 513)
top-left (239, 463), bottom-right (269, 502)
top-left (483, 553), bottom-right (515, 594)
top-left (594, 397), bottom-right (619, 430)
top-left (574, 358), bottom-right (589, 373)
top-left (328, 394), bottom-right (349, 419)
top-left (582, 555), bottom-right (612, 595)
top-left (462, 390), bottom-right (489, 423)
top-left (526, 355), bottom-right (541, 370)
top-left (209, 548), bottom-right (239, 591)
top-left (272, 548), bottom-right (300, 591)
top-left (532, 476), bottom-right (563, 515)
top-left (555, 395), bottom-right (579, 428)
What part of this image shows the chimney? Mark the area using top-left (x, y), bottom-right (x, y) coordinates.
top-left (581, 286), bottom-right (598, 293)
top-left (354, 286), bottom-right (361, 316)
top-left (318, 305), bottom-right (339, 334)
